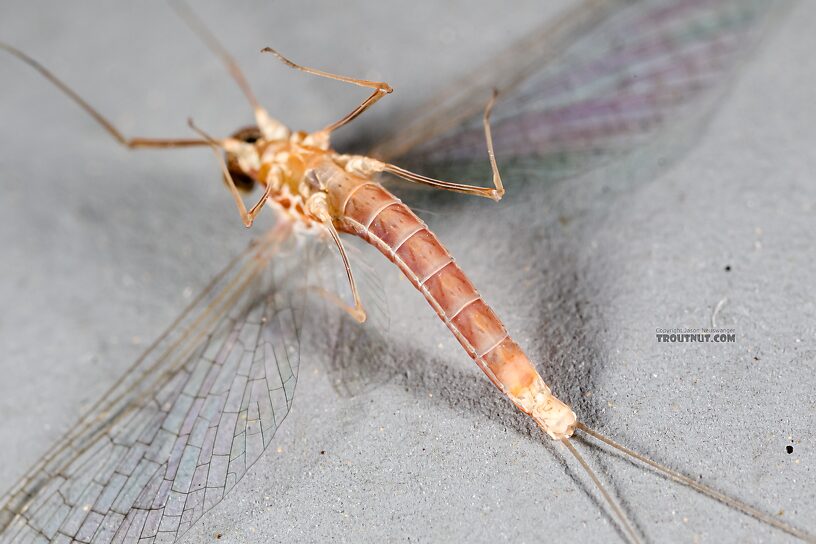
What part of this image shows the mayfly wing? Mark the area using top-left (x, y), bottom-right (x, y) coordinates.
top-left (373, 0), bottom-right (788, 189)
top-left (0, 224), bottom-right (325, 543)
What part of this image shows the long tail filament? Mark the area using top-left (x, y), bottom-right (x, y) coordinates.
top-left (562, 437), bottom-right (643, 544)
top-left (572, 422), bottom-right (816, 544)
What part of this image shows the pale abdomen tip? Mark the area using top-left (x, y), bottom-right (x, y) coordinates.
top-left (512, 376), bottom-right (577, 440)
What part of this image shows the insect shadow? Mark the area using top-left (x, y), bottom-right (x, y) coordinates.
top-left (318, 191), bottom-right (643, 542)
top-left (315, 124), bottom-right (713, 538)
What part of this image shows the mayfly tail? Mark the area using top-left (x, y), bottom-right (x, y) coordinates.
top-left (575, 422), bottom-right (816, 544)
top-left (562, 438), bottom-right (642, 544)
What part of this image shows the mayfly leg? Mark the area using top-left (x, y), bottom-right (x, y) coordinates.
top-left (260, 46), bottom-right (393, 135)
top-left (171, 1), bottom-right (371, 322)
top-left (187, 118), bottom-right (277, 228)
top-left (380, 89), bottom-right (505, 201)
top-left (0, 34), bottom-right (276, 230)
top-left (339, 90), bottom-right (505, 201)
top-left (255, 47), bottom-right (503, 202)
top-left (311, 199), bottom-right (368, 324)
top-left (0, 42), bottom-right (208, 149)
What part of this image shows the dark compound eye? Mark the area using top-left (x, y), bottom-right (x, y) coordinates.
top-left (224, 153), bottom-right (255, 193)
top-left (226, 169), bottom-right (255, 192)
top-left (230, 125), bottom-right (262, 145)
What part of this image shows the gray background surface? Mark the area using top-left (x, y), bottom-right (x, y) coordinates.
top-left (1, 1), bottom-right (814, 543)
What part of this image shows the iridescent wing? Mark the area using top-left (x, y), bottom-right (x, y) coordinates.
top-left (0, 225), bottom-right (322, 543)
top-left (374, 0), bottom-right (787, 186)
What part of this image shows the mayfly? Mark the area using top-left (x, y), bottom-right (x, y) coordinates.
top-left (0, 0), bottom-right (811, 543)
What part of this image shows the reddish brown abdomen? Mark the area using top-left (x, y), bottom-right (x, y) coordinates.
top-left (330, 177), bottom-right (538, 397)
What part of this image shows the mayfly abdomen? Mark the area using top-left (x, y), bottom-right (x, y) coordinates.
top-left (324, 165), bottom-right (576, 439)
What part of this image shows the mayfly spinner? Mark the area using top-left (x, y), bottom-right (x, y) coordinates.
top-left (0, 1), bottom-right (811, 543)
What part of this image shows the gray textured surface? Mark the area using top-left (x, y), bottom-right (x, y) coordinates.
top-left (1, 1), bottom-right (814, 543)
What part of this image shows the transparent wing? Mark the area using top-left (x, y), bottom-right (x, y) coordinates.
top-left (0, 224), bottom-right (319, 544)
top-left (373, 0), bottom-right (788, 184)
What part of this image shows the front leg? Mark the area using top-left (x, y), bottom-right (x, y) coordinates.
top-left (261, 47), bottom-right (393, 135)
top-left (218, 157), bottom-right (277, 228)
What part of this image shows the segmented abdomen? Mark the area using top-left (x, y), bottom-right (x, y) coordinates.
top-left (329, 175), bottom-right (538, 397)
top-left (322, 164), bottom-right (576, 438)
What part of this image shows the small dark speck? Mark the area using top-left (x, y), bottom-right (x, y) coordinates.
top-left (724, 265), bottom-right (732, 272)
top-left (753, 356), bottom-right (760, 361)
top-left (320, 450), bottom-right (326, 455)
top-left (786, 445), bottom-right (794, 454)
top-left (215, 533), bottom-right (222, 540)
